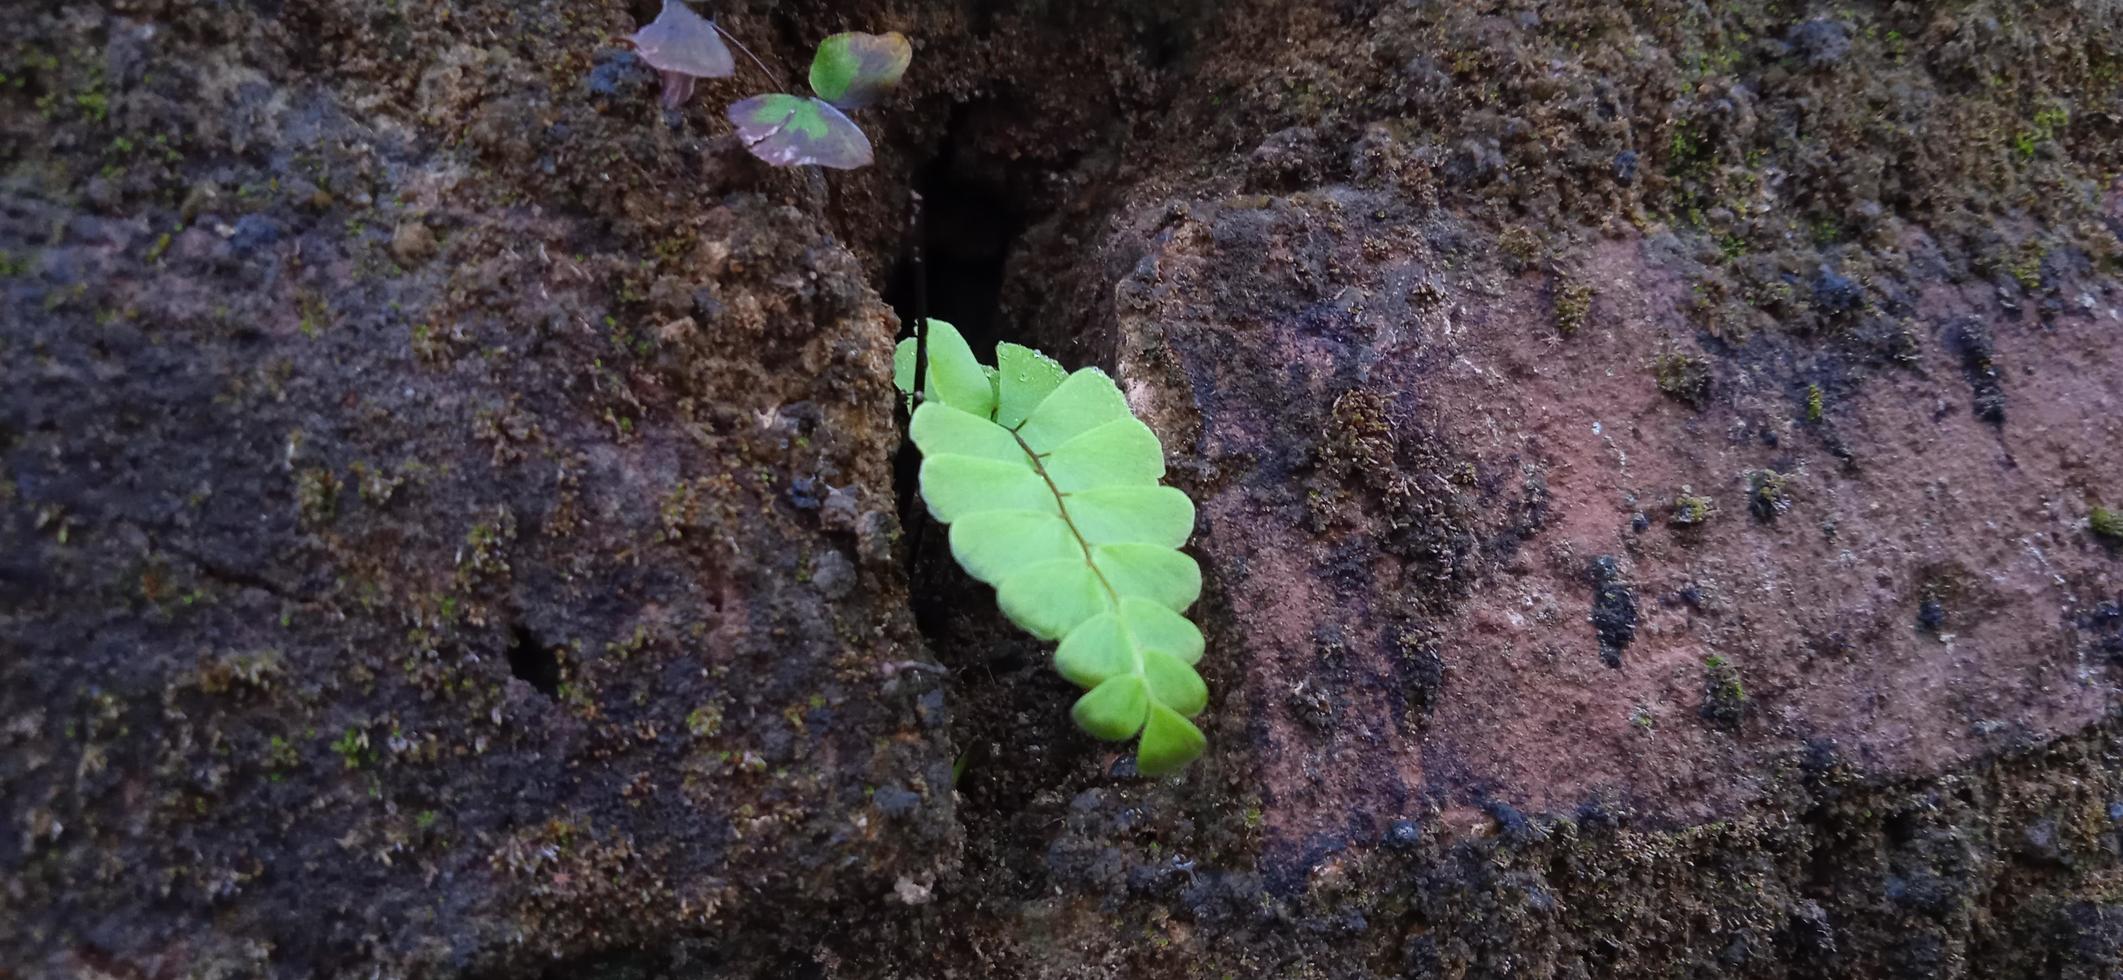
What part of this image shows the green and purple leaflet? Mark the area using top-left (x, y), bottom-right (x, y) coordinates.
top-left (728, 94), bottom-right (873, 169)
top-left (810, 32), bottom-right (912, 109)
top-left (731, 31), bottom-right (911, 170)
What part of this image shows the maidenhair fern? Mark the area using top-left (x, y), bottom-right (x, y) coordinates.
top-left (894, 320), bottom-right (1209, 775)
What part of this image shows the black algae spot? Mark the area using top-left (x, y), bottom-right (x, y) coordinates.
top-left (1588, 555), bottom-right (1637, 668)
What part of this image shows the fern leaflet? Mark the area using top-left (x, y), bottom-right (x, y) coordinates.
top-left (894, 320), bottom-right (1208, 775)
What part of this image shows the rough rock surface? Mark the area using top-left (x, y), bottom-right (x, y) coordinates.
top-left (957, 1), bottom-right (2123, 976)
top-left (6, 0), bottom-right (2123, 977)
top-left (0, 1), bottom-right (975, 974)
top-left (1112, 192), bottom-right (2120, 849)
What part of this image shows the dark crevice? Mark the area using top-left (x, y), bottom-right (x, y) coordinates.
top-left (886, 102), bottom-right (1046, 568)
top-left (885, 118), bottom-right (1035, 356)
top-left (158, 538), bottom-right (319, 605)
top-left (882, 96), bottom-right (1122, 884)
top-left (885, 98), bottom-right (1050, 550)
top-left (507, 624), bottom-right (561, 698)
top-left (865, 0), bottom-right (1215, 930)
top-left (1143, 16), bottom-right (1186, 70)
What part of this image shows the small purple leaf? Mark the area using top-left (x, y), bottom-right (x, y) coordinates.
top-left (727, 95), bottom-right (874, 169)
top-left (630, 0), bottom-right (735, 92)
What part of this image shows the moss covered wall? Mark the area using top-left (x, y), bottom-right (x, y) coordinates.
top-left (4, 0), bottom-right (2121, 977)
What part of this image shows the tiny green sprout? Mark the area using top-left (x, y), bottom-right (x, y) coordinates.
top-left (1701, 654), bottom-right (1746, 729)
top-left (729, 31), bottom-right (910, 169)
top-left (895, 320), bottom-right (1209, 775)
top-left (1804, 383), bottom-right (1824, 422)
top-left (1553, 277), bottom-right (1594, 337)
top-left (2091, 504), bottom-right (2123, 542)
top-left (2014, 104), bottom-right (2071, 158)
top-left (1747, 469), bottom-right (1794, 522)
top-left (330, 727), bottom-right (370, 769)
top-left (265, 735), bottom-right (299, 770)
top-left (1671, 488), bottom-right (1714, 528)
top-left (1653, 350), bottom-right (1712, 406)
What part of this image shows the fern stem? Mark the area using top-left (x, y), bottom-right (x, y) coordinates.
top-left (1010, 429), bottom-right (1149, 706)
top-left (1010, 432), bottom-right (1129, 606)
top-left (1011, 431), bottom-right (1127, 609)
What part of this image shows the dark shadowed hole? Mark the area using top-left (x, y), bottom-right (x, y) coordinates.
top-left (881, 104), bottom-right (1119, 891)
top-left (507, 624), bottom-right (561, 698)
top-left (1143, 14), bottom-right (1187, 70)
top-left (885, 138), bottom-right (1033, 356)
top-left (887, 106), bottom-right (1039, 572)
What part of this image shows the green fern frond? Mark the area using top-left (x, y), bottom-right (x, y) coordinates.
top-left (895, 320), bottom-right (1208, 775)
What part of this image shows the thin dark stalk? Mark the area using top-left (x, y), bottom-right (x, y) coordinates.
top-left (711, 20), bottom-right (783, 87)
top-left (898, 191), bottom-right (930, 567)
top-left (909, 191), bottom-right (929, 404)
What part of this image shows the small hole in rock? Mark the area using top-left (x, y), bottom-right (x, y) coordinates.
top-left (886, 118), bottom-right (1034, 355)
top-left (888, 105), bottom-right (1041, 567)
top-left (507, 625), bottom-right (561, 697)
top-left (882, 101), bottom-right (1117, 833)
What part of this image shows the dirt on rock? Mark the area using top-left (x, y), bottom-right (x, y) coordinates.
top-left (1109, 192), bottom-right (2121, 858)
